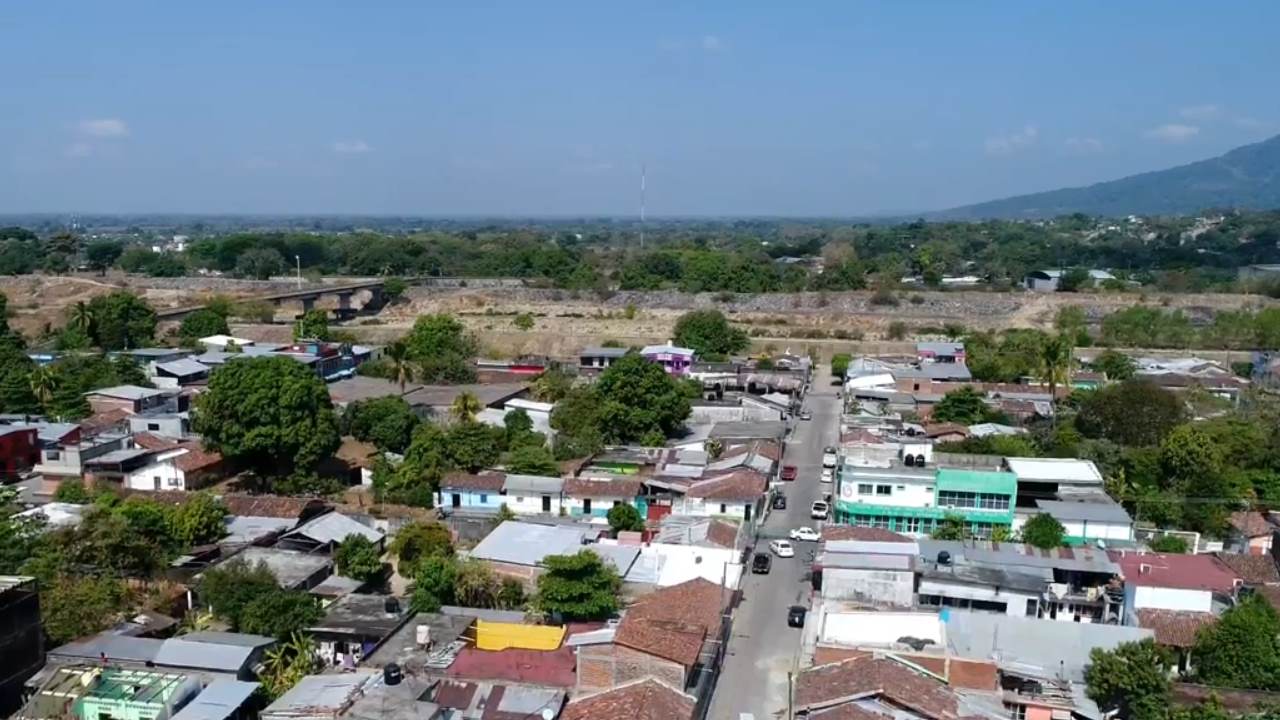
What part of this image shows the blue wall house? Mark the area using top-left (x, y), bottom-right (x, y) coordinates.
top-left (439, 472), bottom-right (507, 512)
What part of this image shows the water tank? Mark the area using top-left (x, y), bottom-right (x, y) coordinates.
top-left (936, 551), bottom-right (952, 566)
top-left (415, 624), bottom-right (431, 647)
top-left (384, 597), bottom-right (400, 614)
top-left (903, 455), bottom-right (915, 467)
top-left (384, 663), bottom-right (403, 686)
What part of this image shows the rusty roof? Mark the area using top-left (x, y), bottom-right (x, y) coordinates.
top-left (563, 475), bottom-right (643, 499)
top-left (614, 578), bottom-right (725, 667)
top-left (441, 472), bottom-right (507, 492)
top-left (1113, 552), bottom-right (1240, 594)
top-left (795, 655), bottom-right (963, 719)
top-left (705, 520), bottom-right (740, 549)
top-left (1213, 552), bottom-right (1280, 585)
top-left (1229, 511), bottom-right (1278, 539)
top-left (560, 679), bottom-right (695, 720)
top-left (1135, 609), bottom-right (1217, 649)
top-left (821, 526), bottom-right (913, 543)
top-left (221, 494), bottom-right (327, 519)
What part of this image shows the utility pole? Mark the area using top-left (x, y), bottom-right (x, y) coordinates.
top-left (294, 255), bottom-right (302, 290)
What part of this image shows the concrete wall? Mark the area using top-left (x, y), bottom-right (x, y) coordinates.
top-left (575, 643), bottom-right (685, 697)
top-left (564, 495), bottom-right (632, 519)
top-left (820, 610), bottom-right (942, 647)
top-left (125, 460), bottom-right (185, 491)
top-left (442, 489), bottom-right (503, 512)
top-left (1128, 585), bottom-right (1213, 615)
top-left (839, 476), bottom-right (935, 510)
top-left (501, 491), bottom-right (565, 516)
top-left (918, 577), bottom-right (1040, 617)
top-left (822, 568), bottom-right (916, 607)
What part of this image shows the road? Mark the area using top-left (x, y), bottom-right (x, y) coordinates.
top-left (708, 364), bottom-right (840, 720)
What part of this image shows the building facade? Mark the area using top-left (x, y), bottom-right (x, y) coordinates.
top-left (836, 457), bottom-right (1016, 537)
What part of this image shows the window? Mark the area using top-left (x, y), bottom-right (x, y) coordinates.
top-left (719, 504), bottom-right (728, 514)
top-left (147, 423), bottom-right (160, 431)
top-left (977, 494), bottom-right (1010, 510)
top-left (937, 490), bottom-right (976, 508)
top-left (901, 517), bottom-right (922, 534)
top-left (480, 494), bottom-right (488, 503)
top-left (516, 497), bottom-right (525, 503)
top-left (167, 477), bottom-right (181, 488)
top-left (870, 516), bottom-right (891, 529)
top-left (46, 450), bottom-right (61, 461)
top-left (875, 485), bottom-right (892, 496)
top-left (857, 484), bottom-right (873, 495)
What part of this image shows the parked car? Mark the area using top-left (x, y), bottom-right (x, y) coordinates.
top-left (822, 447), bottom-right (838, 468)
top-left (772, 494), bottom-right (787, 510)
top-left (788, 605), bottom-right (808, 628)
top-left (789, 527), bottom-right (820, 542)
top-left (820, 468), bottom-right (834, 483)
top-left (769, 539), bottom-right (795, 558)
top-left (810, 501), bottom-right (830, 520)
top-left (781, 465), bottom-right (798, 482)
top-left (752, 552), bottom-right (772, 574)
top-left (799, 409), bottom-right (812, 421)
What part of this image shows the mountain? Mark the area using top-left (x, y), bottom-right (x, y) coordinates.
top-left (934, 134), bottom-right (1280, 220)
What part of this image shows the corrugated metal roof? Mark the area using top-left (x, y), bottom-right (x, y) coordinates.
top-left (943, 610), bottom-right (1151, 682)
top-left (1004, 457), bottom-right (1103, 484)
top-left (153, 638), bottom-right (255, 672)
top-left (169, 680), bottom-right (259, 720)
top-left (1035, 499), bottom-right (1132, 524)
top-left (284, 512), bottom-right (383, 545)
top-left (156, 359), bottom-right (211, 377)
top-left (262, 673), bottom-right (377, 719)
top-left (502, 473), bottom-right (564, 494)
top-left (469, 521), bottom-right (589, 567)
top-left (179, 631), bottom-right (275, 648)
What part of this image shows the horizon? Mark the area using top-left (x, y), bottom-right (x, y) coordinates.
top-left (2, 2), bottom-right (1278, 216)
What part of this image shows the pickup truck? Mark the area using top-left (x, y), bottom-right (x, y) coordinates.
top-left (781, 465), bottom-right (798, 482)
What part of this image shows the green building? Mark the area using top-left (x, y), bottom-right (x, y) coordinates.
top-left (834, 464), bottom-right (1017, 537)
top-left (19, 667), bottom-right (200, 720)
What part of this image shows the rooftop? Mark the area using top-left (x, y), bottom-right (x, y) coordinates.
top-left (1035, 499), bottom-right (1132, 524)
top-left (212, 546), bottom-right (331, 589)
top-left (440, 471), bottom-right (507, 492)
top-left (469, 521), bottom-right (592, 567)
top-left (309, 593), bottom-right (413, 639)
top-left (794, 655), bottom-right (962, 718)
top-left (1004, 456), bottom-right (1104, 484)
top-left (614, 578), bottom-right (725, 667)
top-left (282, 511), bottom-right (383, 546)
top-left (1228, 510), bottom-right (1279, 538)
top-left (84, 385), bottom-right (169, 401)
top-left (1135, 609), bottom-right (1217, 649)
top-left (402, 382), bottom-right (529, 409)
top-left (1113, 552), bottom-right (1241, 593)
top-left (917, 539), bottom-right (1120, 575)
top-left (561, 678), bottom-right (696, 720)
top-left (261, 672), bottom-right (376, 719)
top-left (1213, 552), bottom-right (1280, 585)
top-left (708, 420), bottom-right (786, 440)
top-left (325, 376), bottom-right (420, 405)
top-left (155, 359), bottom-right (211, 378)
top-left (168, 680), bottom-right (259, 720)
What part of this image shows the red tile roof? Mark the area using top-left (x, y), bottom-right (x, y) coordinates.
top-left (822, 526), bottom-right (913, 543)
top-left (705, 520), bottom-right (740, 549)
top-left (686, 469), bottom-right (767, 501)
top-left (1229, 511), bottom-right (1277, 539)
top-left (173, 444), bottom-right (222, 473)
top-left (1135, 609), bottom-right (1217, 648)
top-left (441, 472), bottom-right (506, 492)
top-left (221, 493), bottom-right (327, 519)
top-left (1112, 552), bottom-right (1241, 594)
top-left (1214, 552), bottom-right (1280, 585)
top-left (924, 422), bottom-right (969, 439)
top-left (614, 578), bottom-right (726, 668)
top-left (795, 656), bottom-right (963, 719)
top-left (563, 476), bottom-right (642, 499)
top-left (432, 680), bottom-right (478, 709)
top-left (445, 645), bottom-right (577, 688)
top-left (560, 679), bottom-right (695, 720)
top-left (133, 432), bottom-right (179, 451)
top-left (79, 408), bottom-right (131, 435)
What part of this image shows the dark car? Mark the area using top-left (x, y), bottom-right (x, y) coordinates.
top-left (788, 605), bottom-right (807, 628)
top-left (781, 465), bottom-right (798, 482)
top-left (752, 552), bottom-right (772, 574)
top-left (773, 494), bottom-right (787, 510)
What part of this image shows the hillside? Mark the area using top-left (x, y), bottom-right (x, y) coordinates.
top-left (936, 134), bottom-right (1280, 219)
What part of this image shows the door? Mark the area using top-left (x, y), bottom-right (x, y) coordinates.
top-left (744, 504), bottom-right (752, 522)
top-left (583, 498), bottom-right (592, 515)
top-left (541, 495), bottom-right (552, 513)
top-left (451, 493), bottom-right (461, 508)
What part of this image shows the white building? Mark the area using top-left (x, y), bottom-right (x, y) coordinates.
top-left (499, 474), bottom-right (566, 516)
top-left (1114, 552), bottom-right (1241, 621)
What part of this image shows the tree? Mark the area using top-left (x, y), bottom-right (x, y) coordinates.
top-left (68, 301), bottom-right (93, 334)
top-left (1076, 380), bottom-right (1185, 447)
top-left (931, 386), bottom-right (992, 425)
top-left (607, 503), bottom-right (645, 534)
top-left (84, 240), bottom-right (124, 275)
top-left (235, 247), bottom-right (286, 280)
top-left (504, 408), bottom-right (535, 442)
top-left (194, 356), bottom-right (341, 476)
top-left (498, 578), bottom-right (526, 610)
top-left (1158, 424), bottom-right (1231, 534)
top-left (1057, 267), bottom-right (1093, 292)
top-left (382, 277), bottom-right (407, 302)
top-left (454, 558), bottom-right (500, 608)
top-left (930, 513), bottom-right (969, 541)
top-left (0, 486), bottom-right (43, 575)
top-left (406, 314), bottom-right (477, 383)
top-left (384, 339), bottom-right (413, 393)
top-left (594, 353), bottom-right (692, 443)
top-left (389, 522), bottom-right (453, 566)
top-left (292, 309), bottom-right (330, 341)
top-left (450, 391), bottom-right (482, 423)
top-left (531, 367), bottom-right (573, 402)
top-left (507, 444), bottom-right (558, 476)
top-left (1092, 349), bottom-right (1136, 381)
top-left (29, 365), bottom-right (56, 406)
top-left (534, 550), bottom-right (621, 621)
top-left (672, 309), bottom-right (748, 357)
top-left (42, 575), bottom-right (129, 644)
top-left (334, 534), bottom-right (384, 584)
top-left (1037, 334), bottom-right (1073, 405)
top-left (86, 291), bottom-right (156, 350)
top-left (443, 421), bottom-right (501, 473)
top-left (199, 559), bottom-right (280, 626)
top-left (1084, 639), bottom-right (1171, 720)
top-left (179, 308), bottom-right (230, 344)
top-left (1021, 513), bottom-right (1066, 549)
top-left (831, 353), bottom-right (852, 379)
top-left (239, 590), bottom-right (324, 639)
top-left (53, 479), bottom-right (93, 504)
top-left (411, 555), bottom-right (458, 612)
top-left (1148, 534), bottom-right (1188, 553)
top-left (1193, 594), bottom-right (1280, 690)
top-left (344, 396), bottom-right (419, 453)
top-left (513, 313), bottom-right (535, 331)
top-left (550, 386), bottom-right (605, 459)
top-left (259, 633), bottom-right (321, 700)
top-left (170, 492), bottom-right (227, 546)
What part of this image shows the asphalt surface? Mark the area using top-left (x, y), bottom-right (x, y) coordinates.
top-left (707, 364), bottom-right (839, 720)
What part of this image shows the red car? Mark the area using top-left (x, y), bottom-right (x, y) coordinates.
top-left (781, 465), bottom-right (798, 481)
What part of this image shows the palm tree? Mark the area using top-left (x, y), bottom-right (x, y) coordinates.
top-left (386, 340), bottom-right (412, 393)
top-left (29, 366), bottom-right (57, 407)
top-left (68, 301), bottom-right (93, 334)
top-left (450, 391), bottom-right (482, 423)
top-left (1038, 334), bottom-right (1073, 411)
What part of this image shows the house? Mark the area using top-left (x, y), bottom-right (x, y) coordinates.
top-left (563, 476), bottom-right (643, 519)
top-left (45, 632), bottom-right (274, 681)
top-left (350, 675), bottom-right (566, 720)
top-left (923, 422), bottom-right (968, 443)
top-left (439, 472), bottom-right (506, 513)
top-left (1135, 608), bottom-right (1218, 674)
top-left (612, 539), bottom-right (743, 589)
top-left (500, 474), bottom-right (565, 516)
top-left (814, 538), bottom-right (918, 606)
top-left (33, 431), bottom-right (131, 485)
top-left (17, 667), bottom-right (203, 720)
top-left (0, 426), bottom-right (39, 481)
top-left (277, 511), bottom-right (384, 553)
top-left (1213, 551), bottom-right (1280, 586)
top-left (1003, 457), bottom-right (1106, 510)
top-left (260, 672), bottom-right (376, 720)
top-left (0, 577), bottom-right (42, 717)
top-left (1114, 552), bottom-right (1241, 620)
top-left (128, 413), bottom-right (191, 440)
top-left (793, 655), bottom-right (985, 720)
top-left (835, 459), bottom-right (1017, 539)
top-left (561, 678), bottom-right (695, 720)
top-left (680, 469), bottom-right (768, 522)
top-left (1021, 498), bottom-right (1134, 545)
top-left (307, 594), bottom-right (414, 668)
top-left (123, 435), bottom-right (223, 492)
top-left (200, 547), bottom-right (332, 592)
top-left (220, 494), bottom-right (328, 522)
top-left (151, 359), bottom-right (211, 388)
top-left (916, 341), bottom-right (965, 365)
top-left (1024, 268), bottom-right (1116, 292)
top-left (579, 346), bottom-right (630, 373)
top-left (1225, 511), bottom-right (1280, 555)
top-left (83, 385), bottom-right (174, 416)
top-left (640, 343), bottom-right (695, 376)
top-left (575, 578), bottom-right (728, 697)
top-left (469, 521), bottom-right (607, 585)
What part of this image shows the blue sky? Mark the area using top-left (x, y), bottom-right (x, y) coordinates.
top-left (1, 1), bottom-right (1277, 216)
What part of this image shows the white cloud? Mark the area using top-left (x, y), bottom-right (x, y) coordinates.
top-left (78, 118), bottom-right (128, 138)
top-left (1064, 137), bottom-right (1104, 153)
top-left (64, 142), bottom-right (93, 158)
top-left (1179, 104), bottom-right (1221, 121)
top-left (332, 140), bottom-right (371, 154)
top-left (1145, 123), bottom-right (1199, 143)
top-left (984, 125), bottom-right (1038, 155)
top-left (701, 34), bottom-right (726, 52)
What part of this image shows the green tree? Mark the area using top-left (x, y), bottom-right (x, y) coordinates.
top-left (84, 240), bottom-right (124, 275)
top-left (334, 534), bottom-right (384, 584)
top-left (193, 356), bottom-right (341, 476)
top-left (389, 522), bottom-right (453, 566)
top-left (535, 549), bottom-right (621, 621)
top-left (179, 308), bottom-right (230, 344)
top-left (507, 444), bottom-right (558, 476)
top-left (29, 365), bottom-right (57, 406)
top-left (498, 578), bottom-right (526, 610)
top-left (1148, 534), bottom-right (1188, 553)
top-left (831, 353), bottom-right (852, 379)
top-left (1084, 639), bottom-right (1172, 720)
top-left (454, 558), bottom-right (500, 608)
top-left (259, 634), bottom-right (321, 701)
top-left (672, 309), bottom-right (748, 357)
top-left (531, 367), bottom-right (573, 402)
top-left (406, 314), bottom-right (477, 383)
top-left (1092, 349), bottom-right (1136, 381)
top-left (1057, 267), bottom-right (1093, 292)
top-left (1193, 595), bottom-right (1280, 690)
top-left (594, 352), bottom-right (692, 443)
top-left (607, 503), bottom-right (645, 534)
top-left (170, 492), bottom-right (227, 546)
top-left (550, 386), bottom-right (605, 459)
top-left (1037, 334), bottom-right (1073, 404)
top-left (931, 386), bottom-right (992, 425)
top-left (450, 391), bottom-right (482, 422)
top-left (42, 575), bottom-right (129, 644)
top-left (86, 291), bottom-right (157, 350)
top-left (1159, 424), bottom-right (1231, 534)
top-left (343, 396), bottom-right (419, 453)
top-left (411, 555), bottom-right (458, 612)
top-left (382, 277), bottom-right (408, 302)
top-left (1076, 380), bottom-right (1185, 447)
top-left (504, 408), bottom-right (535, 444)
top-left (384, 339), bottom-right (413, 393)
top-left (1021, 513), bottom-right (1066, 549)
top-left (53, 479), bottom-right (93, 504)
top-left (513, 313), bottom-right (535, 331)
top-left (443, 421), bottom-right (501, 473)
top-left (930, 513), bottom-right (969, 541)
top-left (0, 486), bottom-right (44, 575)
top-left (199, 560), bottom-right (281, 626)
top-left (292, 309), bottom-right (330, 341)
top-left (235, 247), bottom-right (286, 280)
top-left (239, 590), bottom-right (324, 639)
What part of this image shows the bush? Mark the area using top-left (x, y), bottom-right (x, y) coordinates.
top-left (869, 287), bottom-right (899, 307)
top-left (909, 294), bottom-right (925, 305)
top-left (1148, 534), bottom-right (1188, 553)
top-left (886, 321), bottom-right (908, 341)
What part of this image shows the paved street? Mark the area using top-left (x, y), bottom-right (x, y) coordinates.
top-left (708, 364), bottom-right (840, 720)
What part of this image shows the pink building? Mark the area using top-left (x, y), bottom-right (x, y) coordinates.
top-left (640, 343), bottom-right (696, 375)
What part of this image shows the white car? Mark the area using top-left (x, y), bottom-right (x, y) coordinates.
top-left (769, 539), bottom-right (796, 558)
top-left (789, 527), bottom-right (820, 542)
top-left (810, 501), bottom-right (830, 520)
top-left (822, 446), bottom-right (838, 468)
top-left (820, 468), bottom-right (834, 484)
